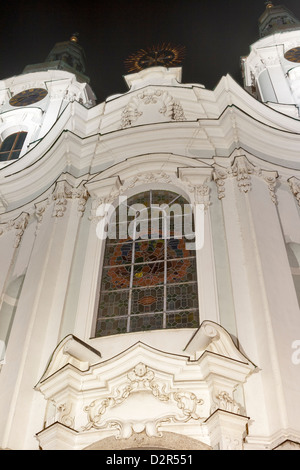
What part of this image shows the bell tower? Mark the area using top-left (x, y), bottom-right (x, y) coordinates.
top-left (242, 2), bottom-right (300, 117)
top-left (259, 1), bottom-right (300, 37)
top-left (23, 33), bottom-right (89, 84)
top-left (0, 34), bottom-right (96, 166)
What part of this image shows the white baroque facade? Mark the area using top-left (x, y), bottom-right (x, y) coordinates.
top-left (0, 3), bottom-right (300, 451)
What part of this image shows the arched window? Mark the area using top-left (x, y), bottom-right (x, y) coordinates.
top-left (0, 132), bottom-right (27, 161)
top-left (95, 190), bottom-right (199, 337)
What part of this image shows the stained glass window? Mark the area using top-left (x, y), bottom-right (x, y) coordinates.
top-left (0, 132), bottom-right (27, 161)
top-left (95, 190), bottom-right (199, 336)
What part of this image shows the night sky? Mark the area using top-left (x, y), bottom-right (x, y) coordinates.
top-left (1, 0), bottom-right (300, 103)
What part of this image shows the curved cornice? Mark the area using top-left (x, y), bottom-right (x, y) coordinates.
top-left (1, 73), bottom-right (300, 211)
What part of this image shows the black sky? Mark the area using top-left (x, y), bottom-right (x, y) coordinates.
top-left (1, 0), bottom-right (300, 103)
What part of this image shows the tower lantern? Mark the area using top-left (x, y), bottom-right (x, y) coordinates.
top-left (242, 2), bottom-right (300, 117)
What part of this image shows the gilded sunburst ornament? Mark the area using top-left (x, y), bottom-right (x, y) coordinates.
top-left (124, 43), bottom-right (185, 73)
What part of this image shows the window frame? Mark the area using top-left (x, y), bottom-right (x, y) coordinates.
top-left (95, 189), bottom-right (199, 337)
top-left (0, 131), bottom-right (28, 162)
top-left (72, 174), bottom-right (220, 344)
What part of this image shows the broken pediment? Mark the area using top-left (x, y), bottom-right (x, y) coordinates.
top-left (35, 321), bottom-right (256, 450)
top-left (36, 334), bottom-right (102, 386)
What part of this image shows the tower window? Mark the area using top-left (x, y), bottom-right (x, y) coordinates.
top-left (95, 190), bottom-right (199, 337)
top-left (0, 132), bottom-right (27, 161)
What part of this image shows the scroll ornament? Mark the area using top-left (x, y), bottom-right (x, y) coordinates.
top-left (83, 363), bottom-right (204, 437)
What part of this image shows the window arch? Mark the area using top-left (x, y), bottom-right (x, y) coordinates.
top-left (0, 131), bottom-right (27, 161)
top-left (95, 189), bottom-right (199, 337)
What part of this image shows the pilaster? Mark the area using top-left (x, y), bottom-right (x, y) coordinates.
top-left (247, 174), bottom-right (300, 433)
top-left (205, 409), bottom-right (249, 450)
top-left (0, 178), bottom-right (88, 450)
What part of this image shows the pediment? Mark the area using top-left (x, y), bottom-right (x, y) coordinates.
top-left (37, 321), bottom-right (255, 387)
top-left (35, 322), bottom-right (256, 450)
top-left (36, 334), bottom-right (101, 385)
top-left (184, 320), bottom-right (255, 365)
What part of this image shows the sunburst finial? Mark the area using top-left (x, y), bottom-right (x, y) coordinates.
top-left (124, 43), bottom-right (186, 73)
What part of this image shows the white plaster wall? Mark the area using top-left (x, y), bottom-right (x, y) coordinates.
top-left (247, 176), bottom-right (300, 435)
top-left (0, 65), bottom-right (300, 449)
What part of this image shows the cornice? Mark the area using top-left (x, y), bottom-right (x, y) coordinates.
top-left (34, 322), bottom-right (254, 448)
top-left (0, 74), bottom-right (300, 211)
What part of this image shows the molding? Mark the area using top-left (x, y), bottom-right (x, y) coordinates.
top-left (288, 176), bottom-right (300, 207)
top-left (245, 428), bottom-right (300, 450)
top-left (13, 212), bottom-right (30, 248)
top-left (204, 409), bottom-right (250, 450)
top-left (84, 430), bottom-right (211, 450)
top-left (120, 88), bottom-right (186, 129)
top-left (37, 334), bottom-right (102, 384)
top-left (0, 175), bottom-right (90, 239)
top-left (1, 74), bottom-right (300, 213)
top-left (36, 423), bottom-right (211, 450)
top-left (86, 164), bottom-right (215, 223)
top-left (0, 211), bottom-right (30, 247)
top-left (34, 322), bottom-right (255, 449)
top-left (273, 439), bottom-right (300, 451)
top-left (83, 361), bottom-right (205, 438)
top-left (213, 155), bottom-right (279, 203)
top-left (52, 180), bottom-right (89, 218)
top-left (178, 167), bottom-right (213, 209)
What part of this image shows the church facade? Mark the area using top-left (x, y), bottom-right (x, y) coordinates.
top-left (0, 2), bottom-right (300, 450)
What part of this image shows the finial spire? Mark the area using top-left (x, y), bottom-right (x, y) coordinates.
top-left (70, 33), bottom-right (79, 43)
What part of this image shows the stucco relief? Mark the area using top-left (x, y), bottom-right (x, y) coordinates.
top-left (120, 89), bottom-right (186, 128)
top-left (289, 176), bottom-right (300, 207)
top-left (35, 327), bottom-right (255, 450)
top-left (83, 362), bottom-right (205, 439)
top-left (88, 166), bottom-right (214, 226)
top-left (52, 180), bottom-right (88, 218)
top-left (0, 212), bottom-right (29, 248)
top-left (213, 155), bottom-right (278, 203)
top-left (211, 391), bottom-right (241, 415)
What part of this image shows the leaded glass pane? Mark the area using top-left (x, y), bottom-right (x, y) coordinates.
top-left (127, 191), bottom-right (151, 207)
top-left (166, 258), bottom-right (197, 284)
top-left (134, 240), bottom-right (165, 263)
top-left (166, 311), bottom-right (199, 329)
top-left (98, 289), bottom-right (129, 317)
top-left (131, 286), bottom-right (164, 314)
top-left (96, 317), bottom-right (128, 337)
top-left (166, 283), bottom-right (198, 311)
top-left (130, 313), bottom-right (164, 332)
top-left (96, 189), bottom-right (199, 337)
top-left (103, 241), bottom-right (133, 266)
top-left (151, 191), bottom-right (179, 205)
top-left (102, 265), bottom-right (131, 290)
top-left (167, 238), bottom-right (194, 259)
top-left (133, 261), bottom-right (165, 287)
